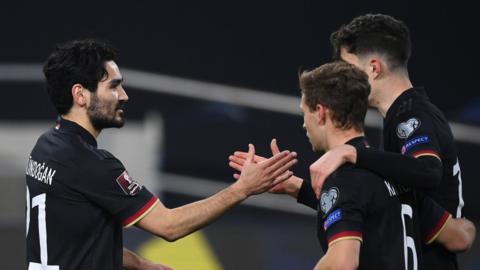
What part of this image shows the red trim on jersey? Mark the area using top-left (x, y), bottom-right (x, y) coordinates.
top-left (122, 195), bottom-right (158, 226)
top-left (411, 149), bottom-right (440, 159)
top-left (425, 211), bottom-right (450, 243)
top-left (327, 231), bottom-right (363, 245)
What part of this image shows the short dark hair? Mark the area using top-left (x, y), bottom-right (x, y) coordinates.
top-left (299, 61), bottom-right (370, 132)
top-left (43, 39), bottom-right (117, 114)
top-left (330, 14), bottom-right (411, 70)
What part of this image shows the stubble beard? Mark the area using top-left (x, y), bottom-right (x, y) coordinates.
top-left (87, 94), bottom-right (125, 131)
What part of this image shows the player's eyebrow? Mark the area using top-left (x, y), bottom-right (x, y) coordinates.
top-left (109, 78), bottom-right (123, 87)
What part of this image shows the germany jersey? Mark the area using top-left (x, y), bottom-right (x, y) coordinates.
top-left (383, 87), bottom-right (463, 269)
top-left (317, 137), bottom-right (450, 270)
top-left (25, 118), bottom-right (159, 270)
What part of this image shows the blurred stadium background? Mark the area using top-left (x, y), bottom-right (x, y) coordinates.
top-left (1, 1), bottom-right (478, 269)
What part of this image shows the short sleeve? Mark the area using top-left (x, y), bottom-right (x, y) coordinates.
top-left (318, 171), bottom-right (367, 246)
top-left (419, 194), bottom-right (451, 244)
top-left (394, 110), bottom-right (442, 160)
top-left (75, 156), bottom-right (159, 228)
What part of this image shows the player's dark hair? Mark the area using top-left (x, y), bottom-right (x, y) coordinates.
top-left (299, 61), bottom-right (370, 132)
top-left (330, 13), bottom-right (411, 70)
top-left (43, 39), bottom-right (117, 114)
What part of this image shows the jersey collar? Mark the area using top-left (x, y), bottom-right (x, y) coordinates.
top-left (345, 136), bottom-right (369, 149)
top-left (384, 87), bottom-right (428, 123)
top-left (55, 117), bottom-right (98, 147)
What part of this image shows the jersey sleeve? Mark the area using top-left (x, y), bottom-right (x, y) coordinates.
top-left (317, 171), bottom-right (367, 246)
top-left (75, 156), bottom-right (159, 228)
top-left (297, 179), bottom-right (318, 210)
top-left (355, 107), bottom-right (444, 189)
top-left (419, 194), bottom-right (451, 244)
top-left (393, 109), bottom-right (442, 160)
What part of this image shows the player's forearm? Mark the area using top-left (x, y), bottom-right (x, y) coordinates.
top-left (122, 248), bottom-right (149, 270)
top-left (158, 184), bottom-right (247, 241)
top-left (355, 147), bottom-right (442, 188)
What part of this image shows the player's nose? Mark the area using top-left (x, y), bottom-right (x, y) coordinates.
top-left (119, 86), bottom-right (129, 102)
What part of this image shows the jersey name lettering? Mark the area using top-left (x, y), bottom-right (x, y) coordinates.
top-left (25, 157), bottom-right (56, 185)
top-left (384, 181), bottom-right (410, 197)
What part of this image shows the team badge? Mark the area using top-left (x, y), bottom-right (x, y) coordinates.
top-left (396, 118), bottom-right (421, 139)
top-left (320, 187), bottom-right (339, 214)
top-left (116, 170), bottom-right (142, 196)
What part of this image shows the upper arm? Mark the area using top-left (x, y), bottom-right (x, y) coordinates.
top-left (315, 240), bottom-right (360, 270)
top-left (319, 172), bottom-right (367, 246)
top-left (419, 195), bottom-right (452, 245)
top-left (75, 157), bottom-right (159, 227)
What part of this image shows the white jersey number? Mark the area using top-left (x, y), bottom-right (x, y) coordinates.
top-left (453, 159), bottom-right (464, 218)
top-left (26, 186), bottom-right (59, 270)
top-left (401, 204), bottom-right (418, 270)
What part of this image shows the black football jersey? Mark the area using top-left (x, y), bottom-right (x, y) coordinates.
top-left (317, 137), bottom-right (450, 270)
top-left (26, 118), bottom-right (159, 270)
top-left (383, 87), bottom-right (463, 269)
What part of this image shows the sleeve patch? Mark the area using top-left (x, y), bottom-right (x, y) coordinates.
top-left (116, 170), bottom-right (143, 196)
top-left (397, 118), bottom-right (421, 139)
top-left (324, 209), bottom-right (342, 230)
top-left (320, 187), bottom-right (339, 215)
top-left (401, 135), bottom-right (430, 154)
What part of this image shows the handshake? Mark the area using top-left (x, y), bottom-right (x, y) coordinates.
top-left (228, 139), bottom-right (307, 198)
top-left (227, 140), bottom-right (299, 198)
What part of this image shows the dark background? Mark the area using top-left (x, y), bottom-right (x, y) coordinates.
top-left (1, 0), bottom-right (478, 120)
top-left (1, 1), bottom-right (478, 269)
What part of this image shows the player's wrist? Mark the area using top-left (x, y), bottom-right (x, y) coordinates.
top-left (287, 176), bottom-right (303, 198)
top-left (230, 182), bottom-right (249, 200)
top-left (344, 145), bottom-right (357, 164)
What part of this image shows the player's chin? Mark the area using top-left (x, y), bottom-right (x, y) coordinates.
top-left (112, 115), bottom-right (125, 128)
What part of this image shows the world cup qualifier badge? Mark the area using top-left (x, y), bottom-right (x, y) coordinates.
top-left (116, 170), bottom-right (142, 196)
top-left (396, 118), bottom-right (421, 139)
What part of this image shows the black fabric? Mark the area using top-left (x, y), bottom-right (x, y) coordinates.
top-left (317, 137), bottom-right (448, 270)
top-left (26, 118), bottom-right (156, 270)
top-left (356, 147), bottom-right (443, 188)
top-left (382, 87), bottom-right (463, 270)
top-left (297, 178), bottom-right (318, 210)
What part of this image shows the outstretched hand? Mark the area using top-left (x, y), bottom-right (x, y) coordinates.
top-left (229, 138), bottom-right (281, 179)
top-left (229, 139), bottom-right (302, 196)
top-left (235, 143), bottom-right (297, 196)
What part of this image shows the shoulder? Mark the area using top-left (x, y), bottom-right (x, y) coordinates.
top-left (322, 166), bottom-right (382, 203)
top-left (50, 131), bottom-right (125, 175)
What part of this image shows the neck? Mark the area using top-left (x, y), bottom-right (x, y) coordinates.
top-left (324, 127), bottom-right (364, 151)
top-left (62, 111), bottom-right (100, 138)
top-left (373, 72), bottom-right (413, 117)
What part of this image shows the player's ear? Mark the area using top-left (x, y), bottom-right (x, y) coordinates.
top-left (71, 84), bottom-right (88, 107)
top-left (368, 59), bottom-right (382, 80)
top-left (316, 104), bottom-right (327, 126)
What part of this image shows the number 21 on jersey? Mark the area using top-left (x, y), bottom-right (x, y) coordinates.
top-left (26, 186), bottom-right (59, 270)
